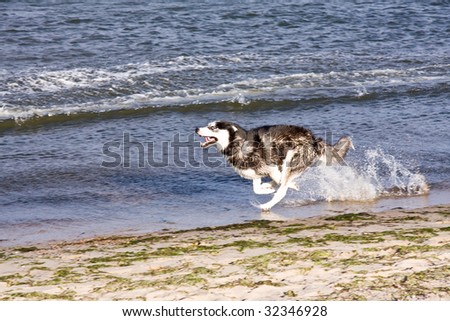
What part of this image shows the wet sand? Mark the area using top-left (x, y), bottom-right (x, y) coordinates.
top-left (0, 204), bottom-right (449, 301)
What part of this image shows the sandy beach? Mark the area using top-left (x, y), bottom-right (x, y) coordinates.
top-left (0, 204), bottom-right (449, 301)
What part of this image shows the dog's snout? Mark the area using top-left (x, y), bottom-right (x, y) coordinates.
top-left (195, 127), bottom-right (199, 134)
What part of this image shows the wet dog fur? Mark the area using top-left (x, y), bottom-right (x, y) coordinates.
top-left (196, 121), bottom-right (353, 211)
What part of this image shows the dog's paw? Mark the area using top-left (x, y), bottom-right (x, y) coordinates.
top-left (288, 182), bottom-right (299, 191)
top-left (257, 202), bottom-right (273, 212)
top-left (255, 189), bottom-right (276, 195)
top-left (258, 204), bottom-right (272, 212)
top-left (253, 184), bottom-right (276, 195)
top-left (260, 182), bottom-right (275, 189)
top-left (250, 200), bottom-right (272, 212)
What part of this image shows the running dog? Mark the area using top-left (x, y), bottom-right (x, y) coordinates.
top-left (196, 121), bottom-right (353, 211)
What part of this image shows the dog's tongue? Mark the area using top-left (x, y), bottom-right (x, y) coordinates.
top-left (200, 136), bottom-right (215, 147)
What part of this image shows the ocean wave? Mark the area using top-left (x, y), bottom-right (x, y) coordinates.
top-left (0, 53), bottom-right (255, 95)
top-left (1, 54), bottom-right (448, 124)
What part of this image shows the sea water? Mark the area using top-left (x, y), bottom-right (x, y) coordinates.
top-left (0, 2), bottom-right (449, 245)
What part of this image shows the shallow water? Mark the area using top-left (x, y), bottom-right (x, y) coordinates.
top-left (0, 2), bottom-right (449, 246)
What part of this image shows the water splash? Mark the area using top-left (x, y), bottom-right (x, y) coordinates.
top-left (285, 148), bottom-right (428, 206)
top-left (364, 148), bottom-right (429, 196)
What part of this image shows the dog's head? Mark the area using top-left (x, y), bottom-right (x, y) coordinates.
top-left (195, 121), bottom-right (244, 151)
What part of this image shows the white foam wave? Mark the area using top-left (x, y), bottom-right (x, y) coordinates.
top-left (0, 87), bottom-right (256, 122)
top-left (224, 65), bottom-right (449, 91)
top-left (1, 53), bottom-right (254, 95)
top-left (4, 62), bottom-right (209, 94)
top-left (285, 148), bottom-right (429, 206)
top-left (1, 57), bottom-right (449, 122)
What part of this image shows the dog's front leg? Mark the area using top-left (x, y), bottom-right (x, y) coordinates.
top-left (259, 185), bottom-right (289, 211)
top-left (252, 178), bottom-right (276, 194)
top-left (258, 150), bottom-right (296, 211)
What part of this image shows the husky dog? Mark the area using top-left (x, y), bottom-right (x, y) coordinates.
top-left (196, 121), bottom-right (353, 211)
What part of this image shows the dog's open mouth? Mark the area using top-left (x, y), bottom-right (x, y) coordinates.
top-left (200, 136), bottom-right (217, 148)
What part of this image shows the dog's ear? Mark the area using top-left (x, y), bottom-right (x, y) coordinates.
top-left (231, 125), bottom-right (238, 132)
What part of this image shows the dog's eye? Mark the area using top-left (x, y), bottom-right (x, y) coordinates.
top-left (208, 125), bottom-right (218, 131)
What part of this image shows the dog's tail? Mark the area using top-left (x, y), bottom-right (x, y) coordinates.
top-left (317, 136), bottom-right (354, 166)
top-left (333, 135), bottom-right (354, 160)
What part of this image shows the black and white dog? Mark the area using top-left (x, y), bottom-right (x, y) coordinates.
top-left (196, 121), bottom-right (353, 211)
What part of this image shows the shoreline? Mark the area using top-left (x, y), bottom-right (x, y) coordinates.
top-left (0, 204), bottom-right (449, 301)
top-left (3, 188), bottom-right (450, 249)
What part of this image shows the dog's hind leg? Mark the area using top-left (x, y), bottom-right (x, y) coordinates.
top-left (267, 165), bottom-right (299, 190)
top-left (258, 150), bottom-right (296, 211)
